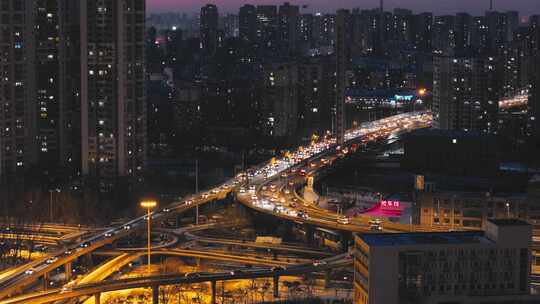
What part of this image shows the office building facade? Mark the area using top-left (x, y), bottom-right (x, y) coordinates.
top-left (354, 219), bottom-right (534, 304)
top-left (433, 55), bottom-right (499, 133)
top-left (0, 0), bottom-right (146, 192)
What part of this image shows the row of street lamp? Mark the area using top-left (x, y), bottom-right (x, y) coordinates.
top-left (48, 187), bottom-right (158, 274)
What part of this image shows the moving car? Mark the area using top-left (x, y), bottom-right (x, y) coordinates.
top-left (46, 257), bottom-right (58, 264)
top-left (337, 216), bottom-right (350, 225)
top-left (370, 225), bottom-right (383, 231)
top-left (369, 219), bottom-right (383, 225)
top-left (312, 260), bottom-right (327, 267)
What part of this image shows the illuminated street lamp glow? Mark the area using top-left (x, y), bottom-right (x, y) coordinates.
top-left (140, 200), bottom-right (157, 274)
top-left (140, 200), bottom-right (157, 208)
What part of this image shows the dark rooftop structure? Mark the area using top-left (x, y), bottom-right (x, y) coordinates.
top-left (487, 218), bottom-right (530, 226)
top-left (357, 231), bottom-right (491, 247)
top-left (402, 128), bottom-right (499, 177)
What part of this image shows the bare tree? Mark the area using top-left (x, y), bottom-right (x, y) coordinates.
top-left (303, 275), bottom-right (317, 300)
top-left (256, 280), bottom-right (271, 302)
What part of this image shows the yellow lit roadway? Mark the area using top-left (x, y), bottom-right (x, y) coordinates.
top-left (235, 112), bottom-right (447, 233)
top-left (97, 248), bottom-right (296, 267)
top-left (0, 253), bottom-right (351, 304)
top-left (0, 111), bottom-right (430, 300)
top-left (0, 223), bottom-right (93, 235)
top-left (185, 236), bottom-right (334, 257)
top-left (0, 233), bottom-right (59, 246)
top-left (2, 247), bottom-right (307, 304)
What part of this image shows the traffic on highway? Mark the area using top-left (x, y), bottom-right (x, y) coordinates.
top-left (0, 111), bottom-right (431, 301)
top-left (236, 111), bottom-right (433, 233)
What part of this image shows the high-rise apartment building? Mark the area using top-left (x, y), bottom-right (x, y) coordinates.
top-left (454, 13), bottom-right (473, 52)
top-left (0, 0), bottom-right (146, 192)
top-left (433, 15), bottom-right (456, 55)
top-left (412, 13), bottom-right (433, 53)
top-left (471, 16), bottom-right (490, 54)
top-left (531, 52), bottom-right (540, 138)
top-left (531, 15), bottom-right (540, 29)
top-left (0, 0), bottom-right (80, 180)
top-left (278, 2), bottom-right (299, 55)
top-left (313, 13), bottom-right (336, 48)
top-left (256, 5), bottom-right (278, 50)
top-left (239, 4), bottom-right (257, 43)
top-left (391, 8), bottom-right (412, 43)
top-left (297, 57), bottom-right (335, 138)
top-left (486, 11), bottom-right (519, 52)
top-left (80, 0), bottom-right (146, 191)
top-left (261, 62), bottom-right (298, 138)
top-left (222, 14), bottom-right (239, 38)
top-left (200, 4), bottom-right (219, 54)
top-left (0, 0), bottom-right (34, 180)
top-left (298, 14), bottom-right (314, 49)
top-left (354, 219), bottom-right (534, 304)
top-left (335, 9), bottom-right (351, 144)
top-left (433, 55), bottom-right (499, 133)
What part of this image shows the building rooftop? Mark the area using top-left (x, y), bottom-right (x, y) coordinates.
top-left (424, 190), bottom-right (527, 201)
top-left (407, 128), bottom-right (490, 139)
top-left (357, 231), bottom-right (493, 247)
top-left (345, 88), bottom-right (418, 98)
top-left (487, 218), bottom-right (530, 226)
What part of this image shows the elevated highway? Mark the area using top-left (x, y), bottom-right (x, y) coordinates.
top-left (0, 253), bottom-right (351, 304)
top-left (0, 111), bottom-right (430, 300)
top-left (235, 112), bottom-right (448, 234)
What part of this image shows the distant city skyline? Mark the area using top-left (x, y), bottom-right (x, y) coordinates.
top-left (147, 0), bottom-right (540, 16)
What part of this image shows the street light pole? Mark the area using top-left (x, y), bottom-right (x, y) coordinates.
top-left (506, 202), bottom-right (510, 218)
top-left (195, 159), bottom-right (199, 225)
top-left (147, 207), bottom-right (151, 273)
top-left (140, 200), bottom-right (157, 274)
top-left (49, 191), bottom-right (53, 223)
top-left (48, 188), bottom-right (60, 223)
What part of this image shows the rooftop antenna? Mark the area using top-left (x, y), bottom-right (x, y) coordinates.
top-left (490, 0), bottom-right (493, 11)
top-left (380, 0), bottom-right (384, 12)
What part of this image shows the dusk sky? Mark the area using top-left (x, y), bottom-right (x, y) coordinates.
top-left (148, 0), bottom-right (540, 16)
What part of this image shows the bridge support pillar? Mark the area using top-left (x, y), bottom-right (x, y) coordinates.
top-left (84, 253), bottom-right (94, 268)
top-left (325, 270), bottom-right (332, 288)
top-left (211, 280), bottom-right (217, 304)
top-left (94, 293), bottom-right (101, 304)
top-left (43, 272), bottom-right (49, 290)
top-left (305, 224), bottom-right (315, 245)
top-left (65, 262), bottom-right (72, 281)
top-left (339, 232), bottom-right (351, 253)
top-left (152, 285), bottom-right (159, 304)
top-left (278, 220), bottom-right (293, 241)
top-left (273, 275), bottom-right (279, 298)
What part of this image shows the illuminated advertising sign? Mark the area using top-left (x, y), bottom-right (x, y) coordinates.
top-left (394, 95), bottom-right (414, 101)
top-left (380, 200), bottom-right (401, 210)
